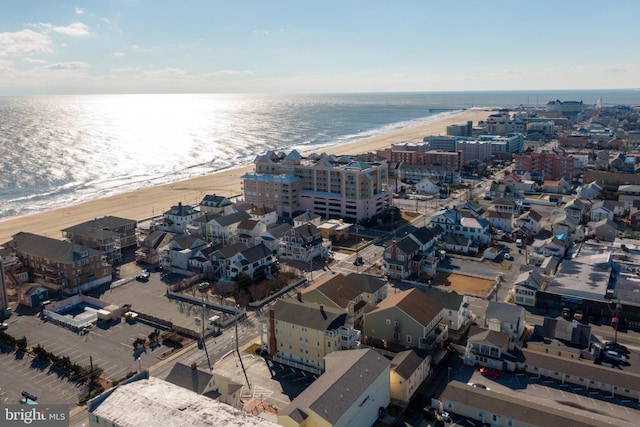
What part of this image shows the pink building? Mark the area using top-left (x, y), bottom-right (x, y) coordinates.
top-left (513, 152), bottom-right (576, 180)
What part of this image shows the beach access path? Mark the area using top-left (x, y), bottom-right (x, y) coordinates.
top-left (0, 109), bottom-right (491, 243)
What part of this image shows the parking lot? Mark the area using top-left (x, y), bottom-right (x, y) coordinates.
top-left (0, 345), bottom-right (87, 406)
top-left (5, 308), bottom-right (175, 382)
top-left (102, 269), bottom-right (235, 334)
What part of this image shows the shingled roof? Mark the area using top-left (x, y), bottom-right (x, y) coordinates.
top-left (9, 232), bottom-right (103, 263)
top-left (272, 298), bottom-right (349, 331)
top-left (279, 349), bottom-right (389, 426)
top-left (372, 288), bottom-right (443, 327)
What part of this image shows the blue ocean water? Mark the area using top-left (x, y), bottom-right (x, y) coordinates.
top-left (0, 90), bottom-right (639, 221)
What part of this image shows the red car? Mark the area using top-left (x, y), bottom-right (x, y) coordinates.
top-left (480, 367), bottom-right (501, 379)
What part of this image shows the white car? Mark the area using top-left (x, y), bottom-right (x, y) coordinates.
top-left (503, 252), bottom-right (513, 260)
top-left (605, 350), bottom-right (628, 362)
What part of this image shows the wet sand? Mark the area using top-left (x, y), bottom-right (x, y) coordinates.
top-left (0, 109), bottom-right (491, 243)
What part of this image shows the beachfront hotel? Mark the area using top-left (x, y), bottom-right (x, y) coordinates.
top-left (241, 150), bottom-right (392, 222)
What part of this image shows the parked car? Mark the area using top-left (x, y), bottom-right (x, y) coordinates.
top-left (136, 271), bottom-right (150, 281)
top-left (0, 322), bottom-right (8, 330)
top-left (605, 350), bottom-right (628, 363)
top-left (440, 411), bottom-right (452, 423)
top-left (353, 256), bottom-right (364, 266)
top-left (516, 239), bottom-right (524, 247)
top-left (604, 342), bottom-right (629, 354)
top-left (480, 367), bottom-right (501, 379)
top-left (503, 252), bottom-right (513, 260)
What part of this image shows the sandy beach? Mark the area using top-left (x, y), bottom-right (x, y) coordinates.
top-left (0, 108), bottom-right (491, 243)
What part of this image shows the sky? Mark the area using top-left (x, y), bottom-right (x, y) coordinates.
top-left (1, 0), bottom-right (639, 95)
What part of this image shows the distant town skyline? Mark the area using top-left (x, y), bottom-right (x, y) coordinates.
top-left (1, 1), bottom-right (640, 96)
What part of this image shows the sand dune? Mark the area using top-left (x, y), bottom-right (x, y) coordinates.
top-left (0, 108), bottom-right (491, 243)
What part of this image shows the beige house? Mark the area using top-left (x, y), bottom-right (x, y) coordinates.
top-left (267, 298), bottom-right (360, 374)
top-left (363, 288), bottom-right (446, 351)
top-left (390, 349), bottom-right (430, 404)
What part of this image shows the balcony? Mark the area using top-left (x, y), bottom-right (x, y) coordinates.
top-left (419, 323), bottom-right (448, 350)
top-left (339, 327), bottom-right (361, 350)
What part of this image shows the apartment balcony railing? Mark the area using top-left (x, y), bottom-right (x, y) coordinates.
top-left (339, 327), bottom-right (361, 350)
top-left (419, 323), bottom-right (448, 350)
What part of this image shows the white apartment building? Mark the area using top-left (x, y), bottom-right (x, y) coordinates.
top-left (242, 150), bottom-right (392, 222)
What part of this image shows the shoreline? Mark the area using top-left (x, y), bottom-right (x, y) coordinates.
top-left (0, 108), bottom-right (491, 243)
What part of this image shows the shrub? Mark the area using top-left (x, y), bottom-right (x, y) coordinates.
top-left (161, 331), bottom-right (184, 347)
top-left (16, 336), bottom-right (28, 351)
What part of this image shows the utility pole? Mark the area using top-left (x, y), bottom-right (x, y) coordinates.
top-left (609, 301), bottom-right (622, 343)
top-left (236, 304), bottom-right (251, 389)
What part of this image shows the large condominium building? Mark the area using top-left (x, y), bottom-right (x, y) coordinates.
top-left (485, 111), bottom-right (526, 135)
top-left (423, 150), bottom-right (464, 170)
top-left (376, 141), bottom-right (430, 164)
top-left (242, 150), bottom-right (392, 222)
top-left (376, 143), bottom-right (463, 170)
top-left (478, 134), bottom-right (524, 155)
top-left (423, 135), bottom-right (460, 152)
top-left (446, 121), bottom-right (473, 137)
top-left (513, 152), bottom-right (577, 180)
top-left (457, 140), bottom-right (492, 164)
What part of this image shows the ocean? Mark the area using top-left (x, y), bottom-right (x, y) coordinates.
top-left (1, 89), bottom-right (639, 221)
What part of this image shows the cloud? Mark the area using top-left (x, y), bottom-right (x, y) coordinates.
top-left (39, 22), bottom-right (90, 37)
top-left (45, 61), bottom-right (89, 71)
top-left (23, 57), bottom-right (47, 63)
top-left (75, 7), bottom-right (85, 15)
top-left (113, 52), bottom-right (125, 57)
top-left (0, 29), bottom-right (52, 57)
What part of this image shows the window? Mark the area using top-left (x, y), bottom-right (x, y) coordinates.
top-left (406, 335), bottom-right (412, 343)
top-left (386, 319), bottom-right (391, 325)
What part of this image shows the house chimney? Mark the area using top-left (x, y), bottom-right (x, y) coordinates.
top-left (269, 309), bottom-right (277, 357)
top-left (391, 240), bottom-right (397, 260)
top-left (320, 304), bottom-right (324, 313)
top-left (297, 292), bottom-right (302, 302)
